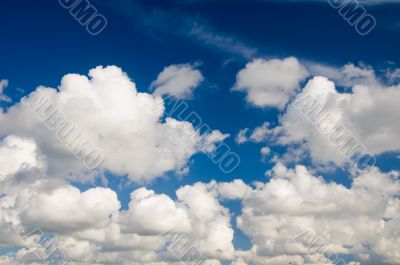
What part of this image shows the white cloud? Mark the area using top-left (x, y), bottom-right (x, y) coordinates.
top-left (237, 163), bottom-right (400, 265)
top-left (233, 57), bottom-right (309, 109)
top-left (0, 66), bottom-right (225, 182)
top-left (272, 72), bottom-right (400, 167)
top-left (306, 62), bottom-right (379, 87)
top-left (235, 128), bottom-right (249, 144)
top-left (0, 135), bottom-right (44, 182)
top-left (237, 58), bottom-right (400, 169)
top-left (217, 179), bottom-right (251, 200)
top-left (151, 63), bottom-right (204, 99)
top-left (1, 150), bottom-right (400, 264)
top-left (19, 185), bottom-right (120, 234)
top-left (119, 187), bottom-right (191, 235)
top-left (235, 122), bottom-right (270, 144)
top-left (0, 79), bottom-right (11, 102)
top-left (0, 143), bottom-right (236, 264)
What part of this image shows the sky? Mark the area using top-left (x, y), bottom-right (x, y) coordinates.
top-left (0, 0), bottom-right (400, 264)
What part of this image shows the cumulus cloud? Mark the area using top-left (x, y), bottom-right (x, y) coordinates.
top-left (1, 137), bottom-right (400, 264)
top-left (0, 65), bottom-right (225, 182)
top-left (151, 63), bottom-right (204, 99)
top-left (19, 185), bottom-right (120, 234)
top-left (2, 60), bottom-right (400, 265)
top-left (233, 57), bottom-right (309, 109)
top-left (237, 163), bottom-right (400, 265)
top-left (238, 58), bottom-right (400, 169)
top-left (271, 72), bottom-right (400, 168)
top-left (0, 140), bottom-right (238, 264)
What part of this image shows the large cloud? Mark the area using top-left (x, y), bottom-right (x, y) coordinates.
top-left (237, 163), bottom-right (400, 265)
top-left (0, 66), bottom-right (225, 182)
top-left (1, 137), bottom-right (399, 264)
top-left (273, 73), bottom-right (400, 168)
top-left (0, 138), bottom-right (237, 264)
top-left (237, 59), bottom-right (400, 169)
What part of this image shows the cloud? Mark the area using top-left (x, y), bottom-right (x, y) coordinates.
top-left (0, 79), bottom-right (11, 102)
top-left (0, 135), bottom-right (44, 182)
top-left (217, 179), bottom-right (251, 200)
top-left (306, 62), bottom-right (379, 87)
top-left (188, 22), bottom-right (257, 59)
top-left (0, 66), bottom-right (226, 182)
top-left (0, 148), bottom-right (237, 264)
top-left (1, 138), bottom-right (400, 264)
top-left (237, 163), bottom-right (400, 265)
top-left (233, 57), bottom-right (309, 109)
top-left (19, 185), bottom-right (120, 234)
top-left (100, 0), bottom-right (257, 59)
top-left (272, 72), bottom-right (400, 167)
top-left (235, 122), bottom-right (271, 144)
top-left (237, 58), bottom-right (400, 169)
top-left (151, 63), bottom-right (204, 99)
top-left (119, 187), bottom-right (192, 235)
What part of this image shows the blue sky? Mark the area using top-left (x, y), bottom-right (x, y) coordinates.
top-left (1, 0), bottom-right (400, 265)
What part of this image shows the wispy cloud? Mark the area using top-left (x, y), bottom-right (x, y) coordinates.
top-left (100, 0), bottom-right (257, 59)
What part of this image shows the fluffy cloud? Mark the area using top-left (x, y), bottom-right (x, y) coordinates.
top-left (0, 141), bottom-right (238, 264)
top-left (233, 57), bottom-right (309, 109)
top-left (2, 60), bottom-right (400, 265)
top-left (19, 185), bottom-right (120, 234)
top-left (237, 163), bottom-right (400, 265)
top-left (1, 142), bottom-right (400, 264)
top-left (238, 59), bottom-right (400, 169)
top-left (217, 179), bottom-right (251, 200)
top-left (272, 72), bottom-right (400, 168)
top-left (0, 135), bottom-right (44, 182)
top-left (0, 66), bottom-right (225, 182)
top-left (151, 63), bottom-right (204, 99)
top-left (119, 187), bottom-right (191, 235)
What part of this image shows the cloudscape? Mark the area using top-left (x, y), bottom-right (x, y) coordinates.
top-left (1, 0), bottom-right (400, 264)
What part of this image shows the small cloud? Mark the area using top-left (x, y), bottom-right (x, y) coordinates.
top-left (233, 57), bottom-right (309, 109)
top-left (0, 79), bottom-right (11, 102)
top-left (151, 63), bottom-right (204, 99)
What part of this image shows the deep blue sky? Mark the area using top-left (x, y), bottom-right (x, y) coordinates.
top-left (1, 0), bottom-right (399, 254)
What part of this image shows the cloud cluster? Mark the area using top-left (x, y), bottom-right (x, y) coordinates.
top-left (0, 66), bottom-right (225, 182)
top-left (2, 61), bottom-right (400, 265)
top-left (0, 138), bottom-right (239, 264)
top-left (1, 132), bottom-right (400, 264)
top-left (236, 59), bottom-right (400, 168)
top-left (237, 163), bottom-right (400, 265)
